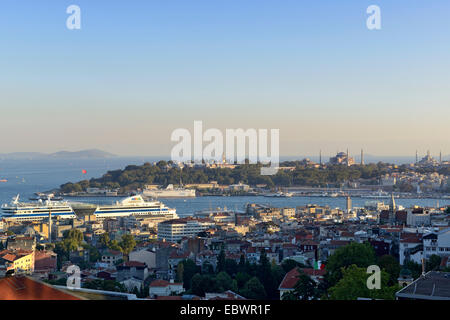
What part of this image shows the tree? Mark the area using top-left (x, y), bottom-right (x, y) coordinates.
top-left (282, 269), bottom-right (319, 300)
top-left (240, 277), bottom-right (267, 300)
top-left (378, 255), bottom-right (401, 285)
top-left (176, 262), bottom-right (184, 283)
top-left (216, 271), bottom-right (234, 292)
top-left (99, 233), bottom-right (110, 248)
top-left (202, 261), bottom-right (214, 274)
top-left (235, 272), bottom-right (251, 289)
top-left (281, 259), bottom-right (301, 273)
top-left (328, 265), bottom-right (398, 300)
top-left (403, 260), bottom-right (422, 279)
top-left (238, 254), bottom-right (246, 272)
top-left (83, 244), bottom-right (100, 263)
top-left (426, 255), bottom-right (442, 271)
top-left (108, 239), bottom-right (122, 251)
top-left (217, 249), bottom-right (226, 273)
top-left (84, 279), bottom-right (126, 293)
top-left (224, 259), bottom-right (238, 276)
top-left (326, 242), bottom-right (377, 286)
top-left (190, 273), bottom-right (215, 297)
top-left (119, 234), bottom-right (136, 257)
top-left (63, 229), bottom-right (84, 245)
top-left (256, 250), bottom-right (277, 298)
top-left (180, 259), bottom-right (199, 290)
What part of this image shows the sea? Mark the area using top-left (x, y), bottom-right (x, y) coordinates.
top-left (0, 158), bottom-right (449, 217)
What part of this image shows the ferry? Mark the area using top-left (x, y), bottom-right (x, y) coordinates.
top-left (92, 195), bottom-right (178, 220)
top-left (1, 195), bottom-right (76, 222)
top-left (263, 191), bottom-right (293, 198)
top-left (142, 184), bottom-right (196, 198)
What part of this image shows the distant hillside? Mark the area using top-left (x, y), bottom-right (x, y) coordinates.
top-left (0, 149), bottom-right (116, 159)
top-left (49, 149), bottom-right (116, 159)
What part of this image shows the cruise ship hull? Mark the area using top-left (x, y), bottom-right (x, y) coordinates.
top-left (92, 195), bottom-right (178, 220)
top-left (142, 189), bottom-right (196, 198)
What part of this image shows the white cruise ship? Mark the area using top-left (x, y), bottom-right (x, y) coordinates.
top-left (92, 195), bottom-right (178, 220)
top-left (142, 184), bottom-right (196, 198)
top-left (1, 195), bottom-right (76, 222)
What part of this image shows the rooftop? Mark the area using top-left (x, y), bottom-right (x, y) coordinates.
top-left (0, 276), bottom-right (81, 300)
top-left (396, 271), bottom-right (450, 300)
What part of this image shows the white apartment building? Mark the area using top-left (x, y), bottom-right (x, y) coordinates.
top-left (406, 209), bottom-right (431, 227)
top-left (423, 227), bottom-right (450, 260)
top-left (157, 217), bottom-right (214, 242)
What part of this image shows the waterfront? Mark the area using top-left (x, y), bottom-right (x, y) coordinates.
top-left (65, 195), bottom-right (448, 217)
top-left (0, 158), bottom-right (449, 216)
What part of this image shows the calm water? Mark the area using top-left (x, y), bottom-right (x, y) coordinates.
top-left (0, 158), bottom-right (448, 216)
top-left (67, 195), bottom-right (449, 217)
top-left (0, 157), bottom-right (160, 204)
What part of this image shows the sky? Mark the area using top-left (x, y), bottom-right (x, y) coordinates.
top-left (0, 0), bottom-right (449, 158)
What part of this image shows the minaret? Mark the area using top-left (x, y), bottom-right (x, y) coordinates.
top-left (48, 209), bottom-right (52, 244)
top-left (389, 193), bottom-right (396, 225)
top-left (346, 196), bottom-right (352, 214)
top-left (346, 148), bottom-right (349, 167)
top-left (440, 151), bottom-right (442, 164)
top-left (361, 149), bottom-right (364, 165)
top-left (415, 150), bottom-right (418, 163)
top-left (319, 150), bottom-right (322, 165)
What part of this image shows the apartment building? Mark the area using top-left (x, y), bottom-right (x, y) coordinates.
top-left (157, 217), bottom-right (214, 242)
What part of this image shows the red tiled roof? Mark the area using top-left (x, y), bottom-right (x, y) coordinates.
top-left (279, 268), bottom-right (301, 290)
top-left (1, 253), bottom-right (17, 262)
top-left (330, 240), bottom-right (350, 246)
top-left (400, 233), bottom-right (422, 243)
top-left (121, 261), bottom-right (146, 267)
top-left (279, 267), bottom-right (325, 290)
top-left (150, 279), bottom-right (183, 287)
top-left (340, 232), bottom-right (354, 237)
top-left (0, 276), bottom-right (81, 300)
top-left (301, 268), bottom-right (326, 277)
top-left (169, 251), bottom-right (189, 259)
top-left (34, 251), bottom-right (57, 272)
top-left (155, 296), bottom-right (183, 300)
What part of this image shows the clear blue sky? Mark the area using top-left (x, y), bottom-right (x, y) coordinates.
top-left (0, 0), bottom-right (449, 157)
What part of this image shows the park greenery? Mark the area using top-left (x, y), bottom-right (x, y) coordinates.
top-left (173, 242), bottom-right (409, 300)
top-left (177, 249), bottom-right (297, 299)
top-left (59, 161), bottom-right (411, 194)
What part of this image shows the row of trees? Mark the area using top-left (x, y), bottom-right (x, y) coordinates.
top-left (174, 243), bottom-right (408, 300)
top-left (60, 161), bottom-right (398, 193)
top-left (176, 250), bottom-right (304, 299)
